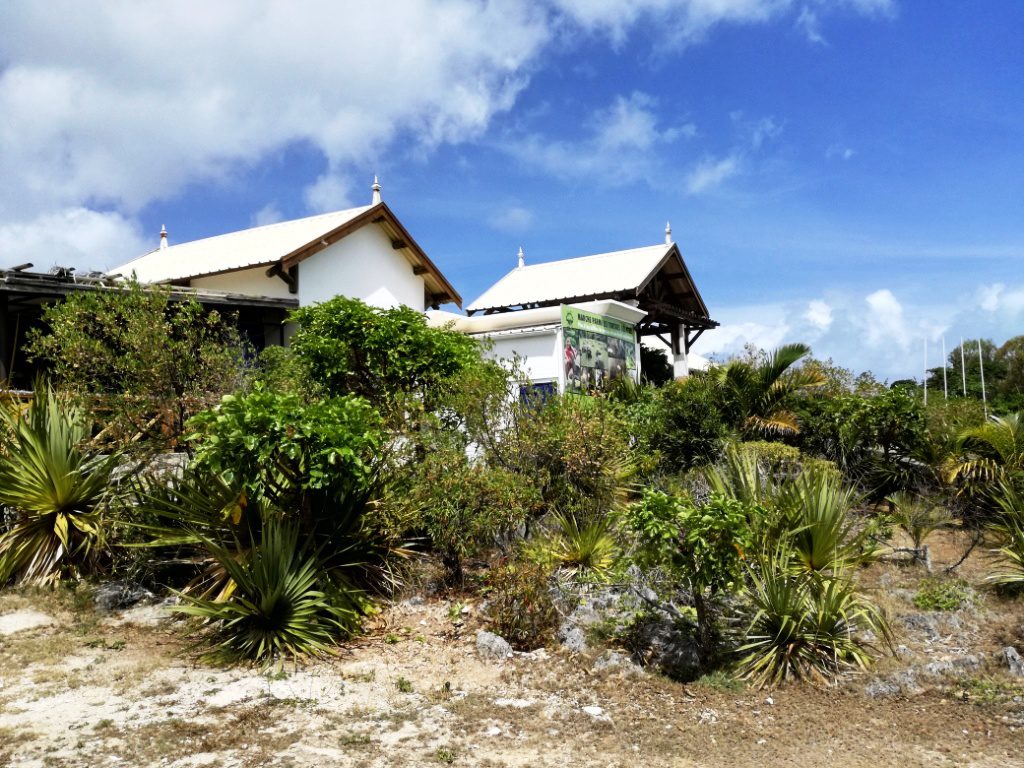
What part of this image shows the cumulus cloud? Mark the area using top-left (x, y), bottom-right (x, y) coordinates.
top-left (689, 277), bottom-right (1024, 382)
top-left (0, 208), bottom-right (151, 272)
top-left (251, 204), bottom-right (285, 227)
top-left (505, 92), bottom-right (692, 184)
top-left (685, 154), bottom-right (740, 194)
top-left (0, 0), bottom-right (898, 269)
top-left (489, 206), bottom-right (535, 233)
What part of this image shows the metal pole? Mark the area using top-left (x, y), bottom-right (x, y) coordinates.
top-left (960, 337), bottom-right (967, 396)
top-left (978, 338), bottom-right (988, 419)
top-left (942, 336), bottom-right (948, 400)
top-left (923, 338), bottom-right (928, 406)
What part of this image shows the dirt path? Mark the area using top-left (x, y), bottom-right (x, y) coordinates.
top-left (1, 535), bottom-right (1023, 768)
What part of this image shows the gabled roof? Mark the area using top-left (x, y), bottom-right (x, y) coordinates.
top-left (110, 202), bottom-right (461, 307)
top-left (466, 243), bottom-right (709, 320)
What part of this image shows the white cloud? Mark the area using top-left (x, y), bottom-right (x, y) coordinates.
top-left (689, 278), bottom-right (1024, 382)
top-left (251, 204), bottom-right (284, 227)
top-left (796, 7), bottom-right (827, 43)
top-left (0, 208), bottom-right (151, 272)
top-left (0, 1), bottom-right (897, 269)
top-left (489, 206), bottom-right (535, 233)
top-left (805, 299), bottom-right (833, 330)
top-left (506, 92), bottom-right (690, 184)
top-left (685, 154), bottom-right (740, 194)
top-left (826, 143), bottom-right (856, 160)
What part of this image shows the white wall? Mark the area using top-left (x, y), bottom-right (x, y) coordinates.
top-left (483, 329), bottom-right (563, 388)
top-left (299, 224), bottom-right (426, 309)
top-left (190, 266), bottom-right (294, 299)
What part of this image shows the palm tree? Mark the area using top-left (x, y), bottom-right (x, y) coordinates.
top-left (715, 343), bottom-right (825, 438)
top-left (946, 412), bottom-right (1024, 494)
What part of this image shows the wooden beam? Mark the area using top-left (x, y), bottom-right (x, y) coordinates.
top-left (392, 239), bottom-right (408, 250)
top-left (412, 265), bottom-right (429, 275)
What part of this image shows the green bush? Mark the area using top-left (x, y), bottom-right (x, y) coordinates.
top-left (406, 449), bottom-right (539, 583)
top-left (738, 553), bottom-right (890, 686)
top-left (176, 518), bottom-right (364, 664)
top-left (913, 578), bottom-right (970, 611)
top-left (27, 280), bottom-right (246, 449)
top-left (628, 374), bottom-right (726, 473)
top-left (288, 297), bottom-right (484, 419)
top-left (0, 386), bottom-right (119, 585)
top-left (486, 559), bottom-right (560, 650)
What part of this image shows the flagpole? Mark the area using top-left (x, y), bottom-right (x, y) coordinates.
top-left (978, 338), bottom-right (988, 419)
top-left (923, 338), bottom-right (928, 406)
top-left (960, 337), bottom-right (967, 396)
top-left (942, 336), bottom-right (948, 400)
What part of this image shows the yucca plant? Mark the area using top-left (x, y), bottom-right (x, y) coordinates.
top-left (0, 386), bottom-right (118, 585)
top-left (738, 550), bottom-right (890, 687)
top-left (987, 481), bottom-right (1024, 587)
top-left (704, 443), bottom-right (776, 507)
top-left (776, 468), bottom-right (865, 573)
top-left (176, 518), bottom-right (364, 663)
top-left (886, 491), bottom-right (951, 566)
top-left (545, 510), bottom-right (617, 579)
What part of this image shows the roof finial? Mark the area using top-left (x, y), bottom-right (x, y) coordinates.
top-left (160, 225), bottom-right (168, 250)
top-left (517, 246), bottom-right (525, 269)
top-left (371, 175), bottom-right (382, 205)
top-left (665, 221), bottom-right (672, 246)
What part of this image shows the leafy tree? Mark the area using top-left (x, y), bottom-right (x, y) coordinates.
top-left (288, 297), bottom-right (484, 419)
top-left (623, 489), bottom-right (755, 667)
top-left (27, 280), bottom-right (246, 448)
top-left (639, 345), bottom-right (674, 386)
top-left (627, 374), bottom-right (727, 473)
top-left (715, 343), bottom-right (825, 438)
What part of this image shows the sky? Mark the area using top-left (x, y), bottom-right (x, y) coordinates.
top-left (1, 1), bottom-right (1022, 381)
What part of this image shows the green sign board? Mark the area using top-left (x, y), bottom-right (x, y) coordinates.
top-left (561, 305), bottom-right (637, 394)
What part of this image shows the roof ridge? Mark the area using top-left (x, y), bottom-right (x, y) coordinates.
top-left (517, 243), bottom-right (666, 270)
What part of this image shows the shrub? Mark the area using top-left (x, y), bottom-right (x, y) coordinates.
top-left (176, 518), bottom-right (364, 664)
top-left (738, 554), bottom-right (890, 686)
top-left (486, 559), bottom-right (560, 650)
top-left (887, 491), bottom-right (951, 558)
top-left (406, 449), bottom-right (539, 583)
top-left (775, 468), bottom-right (866, 573)
top-left (541, 510), bottom-right (618, 580)
top-left (0, 386), bottom-right (119, 585)
top-left (913, 578), bottom-right (970, 611)
top-left (628, 374), bottom-right (726, 473)
top-left (622, 489), bottom-right (754, 665)
top-left (27, 280), bottom-right (247, 449)
top-left (287, 297), bottom-right (484, 419)
top-left (988, 482), bottom-right (1024, 587)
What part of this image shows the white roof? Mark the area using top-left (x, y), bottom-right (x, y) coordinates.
top-left (467, 244), bottom-right (672, 312)
top-left (110, 206), bottom-right (372, 282)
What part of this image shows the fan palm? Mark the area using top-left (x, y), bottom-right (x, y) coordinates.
top-left (715, 344), bottom-right (825, 437)
top-left (987, 481), bottom-right (1024, 587)
top-left (946, 412), bottom-right (1024, 493)
top-left (176, 518), bottom-right (362, 663)
top-left (776, 468), bottom-right (864, 573)
top-left (0, 386), bottom-right (118, 585)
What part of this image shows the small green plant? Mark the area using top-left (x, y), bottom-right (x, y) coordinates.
top-left (543, 511), bottom-right (618, 579)
top-left (738, 551), bottom-right (891, 687)
top-left (887, 491), bottom-right (951, 562)
top-left (434, 746), bottom-right (457, 764)
top-left (175, 518), bottom-right (361, 664)
top-left (384, 633), bottom-right (401, 645)
top-left (0, 386), bottom-right (120, 586)
top-left (694, 670), bottom-right (746, 693)
top-left (913, 578), bottom-right (969, 611)
top-left (395, 676), bottom-right (414, 693)
top-left (486, 559), bottom-right (560, 651)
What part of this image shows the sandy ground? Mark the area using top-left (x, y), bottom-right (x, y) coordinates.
top-left (1, 530), bottom-right (1023, 768)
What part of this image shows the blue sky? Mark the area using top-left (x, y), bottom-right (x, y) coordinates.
top-left (1, 1), bottom-right (1022, 379)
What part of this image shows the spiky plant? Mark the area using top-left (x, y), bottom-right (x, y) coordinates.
top-left (545, 510), bottom-right (617, 579)
top-left (738, 551), bottom-right (890, 687)
top-left (886, 491), bottom-right (951, 554)
top-left (176, 518), bottom-right (363, 663)
top-left (946, 412), bottom-right (1024, 493)
top-left (0, 386), bottom-right (118, 585)
top-left (704, 443), bottom-right (776, 506)
top-left (987, 481), bottom-right (1024, 587)
top-left (776, 468), bottom-right (865, 573)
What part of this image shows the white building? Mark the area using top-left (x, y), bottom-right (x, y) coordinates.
top-left (428, 226), bottom-right (717, 392)
top-left (110, 179), bottom-right (461, 315)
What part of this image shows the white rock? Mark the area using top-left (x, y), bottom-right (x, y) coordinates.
top-left (0, 610), bottom-right (54, 636)
top-left (484, 726), bottom-right (502, 737)
top-left (582, 706), bottom-right (604, 718)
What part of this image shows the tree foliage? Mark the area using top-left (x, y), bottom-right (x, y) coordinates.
top-left (27, 280), bottom-right (246, 448)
